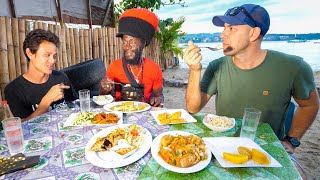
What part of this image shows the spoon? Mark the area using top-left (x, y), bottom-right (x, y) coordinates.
top-left (199, 44), bottom-right (223, 51)
top-left (183, 44), bottom-right (223, 51)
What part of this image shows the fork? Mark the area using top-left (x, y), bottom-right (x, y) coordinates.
top-left (199, 44), bottom-right (223, 51)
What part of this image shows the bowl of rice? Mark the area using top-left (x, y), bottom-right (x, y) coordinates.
top-left (92, 95), bottom-right (114, 106)
top-left (203, 114), bottom-right (235, 132)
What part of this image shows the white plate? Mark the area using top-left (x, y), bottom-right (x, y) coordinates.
top-left (92, 95), bottom-right (114, 106)
top-left (202, 137), bottom-right (282, 168)
top-left (85, 124), bottom-right (152, 168)
top-left (64, 111), bottom-right (123, 127)
top-left (151, 131), bottom-right (212, 173)
top-left (150, 109), bottom-right (197, 125)
top-left (103, 101), bottom-right (151, 113)
top-left (203, 114), bottom-right (235, 132)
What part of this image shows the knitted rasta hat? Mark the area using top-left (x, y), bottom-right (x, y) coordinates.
top-left (116, 8), bottom-right (158, 46)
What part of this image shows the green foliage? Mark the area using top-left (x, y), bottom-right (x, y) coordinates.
top-left (114, 0), bottom-right (186, 20)
top-left (155, 17), bottom-right (186, 58)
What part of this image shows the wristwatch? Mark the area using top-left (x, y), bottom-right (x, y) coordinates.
top-left (286, 136), bottom-right (301, 147)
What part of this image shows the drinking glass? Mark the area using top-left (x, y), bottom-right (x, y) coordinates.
top-left (240, 108), bottom-right (261, 140)
top-left (2, 117), bottom-right (24, 155)
top-left (79, 89), bottom-right (90, 112)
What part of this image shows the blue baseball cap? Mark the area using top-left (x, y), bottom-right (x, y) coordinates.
top-left (212, 4), bottom-right (270, 36)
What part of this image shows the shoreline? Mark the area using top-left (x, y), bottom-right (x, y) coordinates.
top-left (162, 67), bottom-right (320, 178)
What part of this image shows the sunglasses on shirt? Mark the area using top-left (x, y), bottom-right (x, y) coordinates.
top-left (225, 6), bottom-right (257, 27)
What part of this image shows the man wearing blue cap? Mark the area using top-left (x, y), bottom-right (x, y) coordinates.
top-left (184, 4), bottom-right (318, 179)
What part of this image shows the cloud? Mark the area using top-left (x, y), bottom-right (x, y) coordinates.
top-left (155, 0), bottom-right (319, 34)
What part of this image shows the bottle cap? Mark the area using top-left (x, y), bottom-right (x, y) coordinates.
top-left (2, 100), bottom-right (7, 104)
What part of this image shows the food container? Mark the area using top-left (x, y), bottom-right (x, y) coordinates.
top-left (203, 114), bottom-right (235, 132)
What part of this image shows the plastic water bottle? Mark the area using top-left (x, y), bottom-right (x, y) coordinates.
top-left (1, 100), bottom-right (14, 130)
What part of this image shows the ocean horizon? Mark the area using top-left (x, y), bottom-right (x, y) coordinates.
top-left (179, 41), bottom-right (320, 72)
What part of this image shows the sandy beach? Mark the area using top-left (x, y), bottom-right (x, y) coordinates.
top-left (162, 68), bottom-right (320, 179)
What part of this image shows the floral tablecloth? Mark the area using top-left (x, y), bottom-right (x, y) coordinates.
top-left (0, 107), bottom-right (301, 180)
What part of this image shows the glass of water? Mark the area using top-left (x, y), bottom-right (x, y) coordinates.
top-left (79, 89), bottom-right (90, 112)
top-left (240, 108), bottom-right (261, 140)
top-left (2, 117), bottom-right (24, 155)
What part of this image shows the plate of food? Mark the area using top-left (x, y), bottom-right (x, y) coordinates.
top-left (92, 95), bottom-right (114, 106)
top-left (103, 101), bottom-right (151, 113)
top-left (64, 111), bottom-right (123, 126)
top-left (85, 124), bottom-right (152, 168)
top-left (150, 109), bottom-right (197, 125)
top-left (151, 131), bottom-right (211, 173)
top-left (202, 137), bottom-right (282, 168)
top-left (203, 114), bottom-right (235, 132)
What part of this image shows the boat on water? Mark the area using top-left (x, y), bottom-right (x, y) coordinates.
top-left (287, 39), bottom-right (307, 43)
top-left (313, 40), bottom-right (320, 44)
top-left (287, 34), bottom-right (307, 43)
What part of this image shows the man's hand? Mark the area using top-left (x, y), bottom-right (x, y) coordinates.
top-left (42, 83), bottom-right (70, 104)
top-left (23, 83), bottom-right (70, 121)
top-left (100, 76), bottom-right (114, 94)
top-left (183, 40), bottom-right (203, 71)
top-left (281, 139), bottom-right (296, 154)
top-left (150, 95), bottom-right (164, 107)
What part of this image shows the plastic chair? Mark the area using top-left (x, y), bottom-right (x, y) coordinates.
top-left (60, 59), bottom-right (106, 97)
top-left (284, 101), bottom-right (296, 136)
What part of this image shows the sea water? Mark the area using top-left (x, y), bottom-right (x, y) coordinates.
top-left (179, 41), bottom-right (320, 71)
top-left (240, 126), bottom-right (256, 140)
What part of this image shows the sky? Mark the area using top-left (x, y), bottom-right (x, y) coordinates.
top-left (115, 0), bottom-right (319, 34)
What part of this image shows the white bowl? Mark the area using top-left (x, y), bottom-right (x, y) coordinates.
top-left (203, 114), bottom-right (235, 132)
top-left (92, 95), bottom-right (114, 106)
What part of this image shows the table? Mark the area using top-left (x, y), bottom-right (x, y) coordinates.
top-left (0, 106), bottom-right (301, 180)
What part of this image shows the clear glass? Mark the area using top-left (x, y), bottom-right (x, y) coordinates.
top-left (2, 117), bottom-right (24, 155)
top-left (79, 89), bottom-right (90, 112)
top-left (240, 108), bottom-right (261, 140)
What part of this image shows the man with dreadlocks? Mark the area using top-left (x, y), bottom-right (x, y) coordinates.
top-left (100, 8), bottom-right (164, 107)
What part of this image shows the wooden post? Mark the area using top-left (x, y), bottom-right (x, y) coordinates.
top-left (98, 28), bottom-right (103, 62)
top-left (102, 27), bottom-right (107, 64)
top-left (107, 27), bottom-right (114, 62)
top-left (18, 19), bottom-right (27, 73)
top-left (0, 17), bottom-right (9, 96)
top-left (92, 28), bottom-right (97, 58)
top-left (73, 28), bottom-right (80, 64)
top-left (56, 26), bottom-right (62, 70)
top-left (84, 29), bottom-right (90, 60)
top-left (61, 27), bottom-right (68, 68)
top-left (86, 0), bottom-right (92, 29)
top-left (9, 0), bottom-right (16, 18)
top-left (5, 17), bottom-right (16, 80)
top-left (48, 24), bottom-right (54, 33)
top-left (66, 27), bottom-right (71, 65)
top-left (79, 29), bottom-right (85, 62)
top-left (89, 28), bottom-right (92, 59)
top-left (42, 22), bottom-right (48, 30)
top-left (69, 28), bottom-right (76, 66)
top-left (12, 18), bottom-right (21, 76)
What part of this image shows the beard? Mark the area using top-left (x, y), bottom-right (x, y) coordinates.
top-left (223, 46), bottom-right (234, 55)
top-left (123, 48), bottom-right (143, 65)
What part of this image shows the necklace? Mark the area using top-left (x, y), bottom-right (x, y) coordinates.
top-left (129, 65), bottom-right (142, 83)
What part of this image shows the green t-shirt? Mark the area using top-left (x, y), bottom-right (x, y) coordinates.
top-left (200, 50), bottom-right (315, 138)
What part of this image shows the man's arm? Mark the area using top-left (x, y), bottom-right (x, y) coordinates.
top-left (100, 76), bottom-right (114, 95)
top-left (281, 89), bottom-right (319, 153)
top-left (186, 70), bottom-right (211, 113)
top-left (289, 89), bottom-right (319, 138)
top-left (150, 88), bottom-right (164, 107)
top-left (23, 84), bottom-right (70, 122)
top-left (184, 40), bottom-right (210, 114)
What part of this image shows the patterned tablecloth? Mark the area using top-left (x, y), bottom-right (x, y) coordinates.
top-left (0, 106), bottom-right (301, 180)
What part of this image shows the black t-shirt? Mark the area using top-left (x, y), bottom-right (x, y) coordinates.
top-left (4, 70), bottom-right (78, 118)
